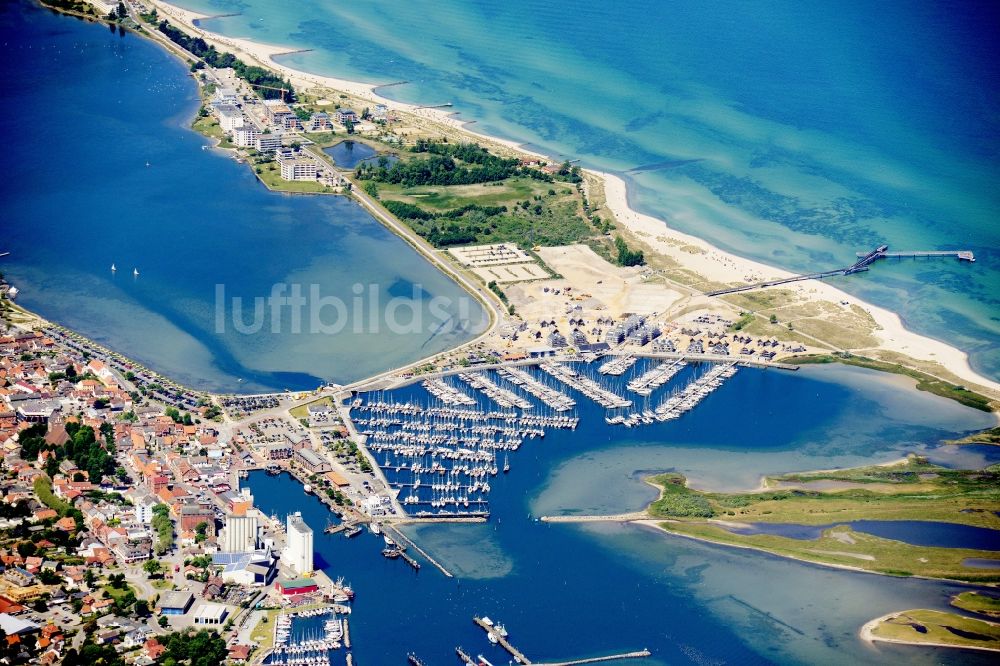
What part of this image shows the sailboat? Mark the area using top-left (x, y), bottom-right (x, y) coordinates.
top-left (133, 267), bottom-right (139, 277)
top-left (111, 263), bottom-right (116, 272)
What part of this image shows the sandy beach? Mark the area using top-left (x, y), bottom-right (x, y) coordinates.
top-left (149, 0), bottom-right (1000, 400)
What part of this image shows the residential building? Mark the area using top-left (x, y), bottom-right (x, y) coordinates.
top-left (334, 109), bottom-right (358, 124)
top-left (309, 112), bottom-right (330, 130)
top-left (263, 99), bottom-right (293, 126)
top-left (215, 104), bottom-right (244, 131)
top-left (255, 133), bottom-right (283, 153)
top-left (283, 512), bottom-right (313, 575)
top-left (233, 125), bottom-right (259, 148)
top-left (278, 155), bottom-right (318, 182)
top-left (263, 443), bottom-right (292, 460)
top-left (213, 87), bottom-right (239, 105)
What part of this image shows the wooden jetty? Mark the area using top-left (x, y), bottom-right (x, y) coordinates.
top-left (473, 617), bottom-right (531, 664)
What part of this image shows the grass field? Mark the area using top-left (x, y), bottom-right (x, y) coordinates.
top-left (289, 396), bottom-right (335, 420)
top-left (953, 591), bottom-right (1000, 617)
top-left (867, 609), bottom-right (1000, 651)
top-left (378, 178), bottom-right (560, 211)
top-left (647, 460), bottom-right (1000, 530)
top-left (657, 521), bottom-right (1000, 582)
top-left (255, 161), bottom-right (332, 194)
top-left (643, 459), bottom-right (1000, 581)
top-left (191, 115), bottom-right (234, 149)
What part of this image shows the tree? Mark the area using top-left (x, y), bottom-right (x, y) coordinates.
top-left (37, 569), bottom-right (61, 585)
top-left (116, 2), bottom-right (127, 19)
top-left (161, 629), bottom-right (227, 666)
top-left (134, 599), bottom-right (150, 617)
top-left (158, 615), bottom-right (169, 628)
top-left (143, 559), bottom-right (163, 577)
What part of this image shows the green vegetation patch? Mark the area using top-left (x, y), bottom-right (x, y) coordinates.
top-left (659, 522), bottom-right (1000, 582)
top-left (783, 353), bottom-right (995, 412)
top-left (947, 427), bottom-right (1000, 447)
top-left (356, 140), bottom-right (603, 249)
top-left (158, 22), bottom-right (294, 100)
top-left (953, 591), bottom-right (1000, 618)
top-left (290, 397), bottom-right (335, 420)
top-left (646, 459), bottom-right (1000, 529)
top-left (868, 609), bottom-right (1000, 651)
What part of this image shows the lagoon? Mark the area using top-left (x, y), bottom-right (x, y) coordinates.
top-left (0, 2), bottom-right (486, 394)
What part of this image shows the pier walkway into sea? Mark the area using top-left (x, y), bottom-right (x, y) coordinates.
top-left (706, 244), bottom-right (975, 297)
top-left (471, 616), bottom-right (652, 665)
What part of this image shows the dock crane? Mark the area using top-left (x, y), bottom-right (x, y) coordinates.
top-left (247, 82), bottom-right (292, 101)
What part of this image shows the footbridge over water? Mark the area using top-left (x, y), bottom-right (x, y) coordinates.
top-left (706, 245), bottom-right (975, 297)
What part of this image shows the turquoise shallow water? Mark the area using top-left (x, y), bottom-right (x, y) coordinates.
top-left (177, 0), bottom-right (1000, 379)
top-left (0, 3), bottom-right (486, 393)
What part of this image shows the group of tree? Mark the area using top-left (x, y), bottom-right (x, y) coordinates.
top-left (157, 22), bottom-right (295, 101)
top-left (159, 629), bottom-right (228, 666)
top-left (20, 420), bottom-right (117, 483)
top-left (61, 640), bottom-right (125, 666)
top-left (614, 236), bottom-right (645, 266)
top-left (356, 140), bottom-right (548, 187)
top-left (164, 406), bottom-right (193, 425)
top-left (152, 503), bottom-right (174, 555)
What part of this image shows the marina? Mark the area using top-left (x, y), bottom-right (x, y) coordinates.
top-left (653, 361), bottom-right (738, 422)
top-left (538, 363), bottom-right (632, 409)
top-left (626, 359), bottom-right (686, 396)
top-left (598, 354), bottom-right (638, 376)
top-left (349, 360), bottom-right (746, 518)
top-left (268, 605), bottom-right (352, 665)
